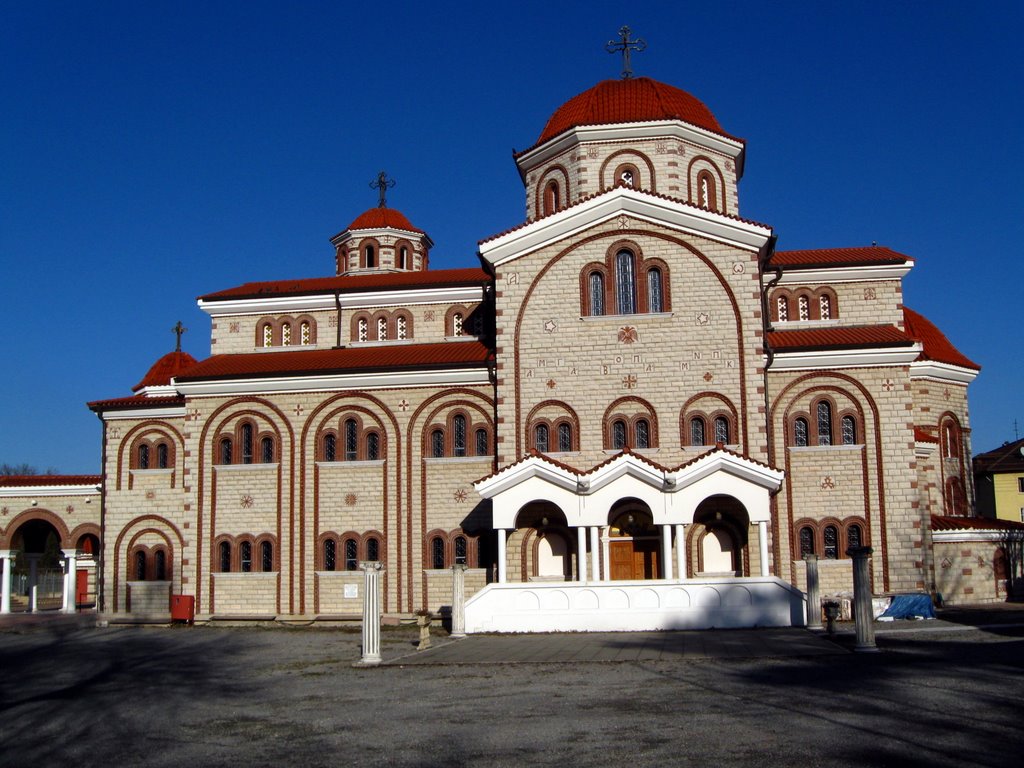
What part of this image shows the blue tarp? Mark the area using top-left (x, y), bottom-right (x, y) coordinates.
top-left (879, 593), bottom-right (936, 620)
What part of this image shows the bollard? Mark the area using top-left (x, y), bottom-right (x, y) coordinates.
top-left (450, 563), bottom-right (467, 639)
top-left (847, 546), bottom-right (879, 652)
top-left (0, 550), bottom-right (16, 615)
top-left (803, 553), bottom-right (823, 630)
top-left (358, 561), bottom-right (384, 666)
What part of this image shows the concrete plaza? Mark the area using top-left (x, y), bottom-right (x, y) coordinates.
top-left (1, 609), bottom-right (1022, 766)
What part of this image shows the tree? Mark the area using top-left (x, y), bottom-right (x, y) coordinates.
top-left (0, 463), bottom-right (59, 476)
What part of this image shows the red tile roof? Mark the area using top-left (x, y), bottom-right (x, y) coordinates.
top-left (88, 395), bottom-right (185, 412)
top-left (176, 341), bottom-right (493, 382)
top-left (769, 246), bottom-right (913, 268)
top-left (0, 475), bottom-right (101, 487)
top-left (931, 514), bottom-right (1024, 532)
top-left (903, 307), bottom-right (979, 370)
top-left (528, 78), bottom-right (736, 154)
top-left (972, 438), bottom-right (1024, 473)
top-left (199, 267), bottom-right (488, 302)
top-left (767, 324), bottom-right (914, 351)
top-left (914, 427), bottom-right (939, 444)
top-left (346, 206), bottom-right (423, 234)
top-left (132, 351), bottom-right (198, 392)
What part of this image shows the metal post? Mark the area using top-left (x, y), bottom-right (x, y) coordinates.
top-left (803, 553), bottom-right (823, 630)
top-left (847, 546), bottom-right (878, 652)
top-left (358, 561), bottom-right (384, 665)
top-left (450, 564), bottom-right (467, 639)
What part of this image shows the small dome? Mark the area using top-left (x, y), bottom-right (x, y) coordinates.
top-left (347, 207), bottom-right (424, 234)
top-left (132, 350), bottom-right (198, 392)
top-left (537, 77), bottom-right (726, 145)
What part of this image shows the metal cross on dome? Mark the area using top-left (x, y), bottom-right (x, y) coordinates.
top-left (172, 320), bottom-right (187, 352)
top-left (370, 170), bottom-right (395, 208)
top-left (606, 26), bottom-right (646, 79)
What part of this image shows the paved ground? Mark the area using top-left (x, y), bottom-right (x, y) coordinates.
top-left (1, 606), bottom-right (1023, 767)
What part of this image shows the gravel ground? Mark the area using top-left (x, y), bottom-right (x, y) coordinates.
top-left (1, 610), bottom-right (1022, 767)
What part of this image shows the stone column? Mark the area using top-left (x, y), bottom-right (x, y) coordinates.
top-left (450, 564), bottom-right (467, 639)
top-left (847, 546), bottom-right (878, 652)
top-left (803, 553), bottom-right (823, 630)
top-left (757, 521), bottom-right (770, 577)
top-left (497, 529), bottom-right (508, 584)
top-left (27, 554), bottom-right (39, 613)
top-left (62, 549), bottom-right (79, 614)
top-left (661, 525), bottom-right (673, 580)
top-left (601, 531), bottom-right (611, 581)
top-left (576, 527), bottom-right (587, 583)
top-left (359, 561), bottom-right (384, 665)
top-left (675, 524), bottom-right (687, 579)
top-left (0, 550), bottom-right (17, 614)
top-left (589, 527), bottom-right (600, 582)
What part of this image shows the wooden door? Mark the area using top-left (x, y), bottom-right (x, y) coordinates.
top-left (610, 540), bottom-right (660, 580)
top-left (76, 569), bottom-right (89, 606)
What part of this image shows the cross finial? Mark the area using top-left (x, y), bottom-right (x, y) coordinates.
top-left (369, 170), bottom-right (396, 208)
top-left (172, 320), bottom-right (187, 352)
top-left (606, 25), bottom-right (646, 79)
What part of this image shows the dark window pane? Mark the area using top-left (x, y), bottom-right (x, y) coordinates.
top-left (240, 541), bottom-right (252, 573)
top-left (714, 417), bottom-right (730, 445)
top-left (794, 418), bottom-right (808, 447)
top-left (138, 444), bottom-right (150, 469)
top-left (799, 527), bottom-right (815, 557)
top-left (535, 424), bottom-right (549, 452)
top-left (841, 416), bottom-right (856, 445)
top-left (453, 415), bottom-right (467, 457)
top-left (324, 433), bottom-right (336, 462)
top-left (558, 423), bottom-right (572, 453)
top-left (154, 550), bottom-right (166, 580)
top-left (647, 268), bottom-right (663, 313)
top-left (635, 419), bottom-right (650, 449)
top-left (157, 443), bottom-right (168, 469)
top-left (345, 419), bottom-right (358, 461)
top-left (241, 423), bottom-right (253, 464)
top-left (261, 437), bottom-right (274, 463)
top-left (454, 536), bottom-right (467, 566)
top-left (612, 420), bottom-right (627, 449)
top-left (475, 429), bottom-right (488, 456)
top-left (823, 525), bottom-right (838, 559)
top-left (691, 418), bottom-right (706, 446)
top-left (220, 541), bottom-right (231, 572)
top-left (589, 272), bottom-right (604, 316)
top-left (431, 429), bottom-right (445, 458)
top-left (431, 537), bottom-right (446, 570)
top-left (324, 539), bottom-right (336, 571)
top-left (817, 402), bottom-right (832, 446)
top-left (261, 541), bottom-right (273, 572)
top-left (847, 524), bottom-right (862, 550)
top-left (366, 538), bottom-right (379, 562)
top-left (135, 550), bottom-right (147, 580)
top-left (345, 539), bottom-right (358, 571)
top-left (221, 438), bottom-right (233, 465)
top-left (367, 432), bottom-right (380, 461)
top-left (615, 251), bottom-right (637, 314)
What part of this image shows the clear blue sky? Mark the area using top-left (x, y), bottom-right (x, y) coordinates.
top-left (2, 1), bottom-right (1022, 474)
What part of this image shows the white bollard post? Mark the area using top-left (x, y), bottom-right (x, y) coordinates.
top-left (803, 553), bottom-right (823, 630)
top-left (27, 555), bottom-right (39, 613)
top-left (62, 549), bottom-right (79, 614)
top-left (358, 561), bottom-right (384, 666)
top-left (450, 564), bottom-right (467, 639)
top-left (0, 550), bottom-right (16, 614)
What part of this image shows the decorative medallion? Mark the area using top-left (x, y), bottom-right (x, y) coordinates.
top-left (941, 557), bottom-right (952, 570)
top-left (293, 404), bottom-right (305, 417)
top-left (229, 322), bottom-right (240, 333)
top-left (943, 388), bottom-right (951, 401)
top-left (454, 489), bottom-right (469, 503)
top-left (622, 374), bottom-right (638, 389)
top-left (505, 273), bottom-right (519, 286)
top-left (821, 476), bottom-right (835, 490)
top-left (618, 326), bottom-right (638, 344)
top-left (696, 312), bottom-right (710, 326)
top-left (423, 310), bottom-right (436, 322)
top-left (863, 287), bottom-right (877, 300)
top-left (328, 315), bottom-right (338, 327)
top-left (588, 146), bottom-right (599, 159)
top-left (725, 160), bottom-right (734, 171)
top-left (146, 491), bottom-right (156, 500)
top-left (703, 371), bottom-right (714, 383)
top-left (187, 409), bottom-right (201, 422)
top-left (732, 262), bottom-right (745, 275)
top-left (655, 141), bottom-right (667, 154)
top-left (66, 505), bottom-right (74, 514)
top-left (882, 379), bottom-right (895, 392)
top-left (345, 493), bottom-right (357, 506)
top-left (544, 319), bottom-right (557, 333)
top-left (397, 398), bottom-right (410, 412)
top-left (617, 215), bottom-right (630, 230)
top-left (240, 494), bottom-right (254, 508)
top-left (109, 427), bottom-right (121, 439)
top-left (1, 507), bottom-right (8, 516)
top-left (546, 379), bottom-right (557, 389)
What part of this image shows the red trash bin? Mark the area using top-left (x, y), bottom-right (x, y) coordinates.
top-left (170, 594), bottom-right (195, 624)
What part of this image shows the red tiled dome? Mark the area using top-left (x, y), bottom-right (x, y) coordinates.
top-left (132, 350), bottom-right (198, 392)
top-left (347, 207), bottom-right (423, 234)
top-left (537, 77), bottom-right (727, 145)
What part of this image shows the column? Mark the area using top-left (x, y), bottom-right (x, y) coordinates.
top-left (497, 529), bottom-right (508, 584)
top-left (359, 561), bottom-right (384, 665)
top-left (847, 546), bottom-right (878, 652)
top-left (675, 524), bottom-right (687, 580)
top-left (602, 531), bottom-right (611, 581)
top-left (27, 554), bottom-right (39, 613)
top-left (803, 554), bottom-right (823, 630)
top-left (589, 527), bottom-right (600, 582)
top-left (661, 525), bottom-right (673, 580)
top-left (0, 550), bottom-right (16, 614)
top-left (450, 564), bottom-right (467, 639)
top-left (62, 549), bottom-right (79, 614)
top-left (757, 521), bottom-right (770, 577)
top-left (576, 527), bottom-right (587, 583)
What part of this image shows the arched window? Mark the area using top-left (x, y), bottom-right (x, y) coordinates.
top-left (323, 433), bottom-right (337, 462)
top-left (589, 272), bottom-right (605, 316)
top-left (690, 417), bottom-right (706, 447)
top-left (300, 321), bottom-right (312, 345)
top-left (279, 323), bottom-right (290, 347)
top-left (475, 428), bottom-right (489, 456)
top-left (261, 436), bottom-right (274, 463)
top-left (799, 526), bottom-right (815, 557)
top-left (816, 402), bottom-right (833, 446)
top-left (431, 429), bottom-right (445, 458)
top-left (942, 421), bottom-right (961, 459)
top-left (647, 268), bottom-right (663, 313)
top-left (847, 524), bottom-right (863, 550)
top-left (798, 295), bottom-right (810, 321)
top-left (452, 313), bottom-right (464, 337)
top-left (534, 423), bottom-right (549, 452)
top-left (154, 549), bottom-right (166, 580)
top-left (323, 539), bottom-right (336, 572)
top-left (823, 525), bottom-right (839, 559)
top-left (365, 244), bottom-right (376, 269)
top-left (240, 541), bottom-right (253, 573)
top-left (714, 416), bottom-right (730, 445)
top-left (138, 444), bottom-right (150, 470)
top-left (344, 538), bottom-right (358, 570)
top-left (794, 418), bottom-right (808, 447)
top-left (396, 315), bottom-right (408, 340)
top-left (697, 170), bottom-right (717, 210)
top-left (557, 423), bottom-right (572, 453)
top-left (612, 419), bottom-right (627, 450)
top-left (398, 246), bottom-right (409, 269)
top-left (819, 295), bottom-right (831, 320)
top-left (156, 443), bottom-right (169, 469)
top-left (377, 316), bottom-right (388, 341)
top-left (345, 419), bottom-right (358, 461)
top-left (220, 438), bottom-right (233, 465)
top-left (134, 550), bottom-right (147, 581)
top-left (777, 296), bottom-right (788, 322)
top-left (841, 416), bottom-right (856, 446)
top-left (454, 535), bottom-right (467, 566)
top-left (615, 251), bottom-right (637, 315)
top-left (366, 432), bottom-right (380, 461)
top-left (431, 536), bottom-right (446, 570)
top-left (241, 423), bottom-right (254, 464)
top-left (357, 318), bottom-right (368, 343)
top-left (262, 323), bottom-right (273, 348)
top-left (453, 415), bottom-right (467, 457)
top-left (945, 477), bottom-right (966, 516)
top-left (366, 537), bottom-right (380, 562)
top-left (219, 541), bottom-right (231, 572)
top-left (635, 419), bottom-right (650, 449)
top-left (543, 180), bottom-right (560, 215)
top-left (260, 541), bottom-right (273, 572)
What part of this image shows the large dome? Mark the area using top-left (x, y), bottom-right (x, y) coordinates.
top-left (347, 207), bottom-right (424, 234)
top-left (132, 350), bottom-right (197, 392)
top-left (536, 77), bottom-right (726, 145)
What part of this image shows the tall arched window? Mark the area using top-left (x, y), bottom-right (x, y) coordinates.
top-left (647, 268), bottom-right (663, 313)
top-left (240, 541), bottom-right (253, 573)
top-left (431, 536), bottom-right (445, 570)
top-left (344, 538), bottom-right (358, 570)
top-left (323, 539), bottom-right (336, 571)
top-left (219, 541), bottom-right (231, 572)
top-left (398, 246), bottom-right (409, 269)
top-left (323, 433), bottom-right (337, 462)
top-left (534, 423), bottom-right (549, 452)
top-left (135, 550), bottom-right (147, 581)
top-left (138, 444), bottom-right (150, 470)
top-left (154, 549), bottom-right (166, 580)
top-left (823, 525), bottom-right (839, 559)
top-left (241, 423), bottom-right (254, 464)
top-left (817, 402), bottom-right (833, 446)
top-left (798, 296), bottom-right (810, 321)
top-left (366, 432), bottom-right (380, 461)
top-left (365, 244), bottom-right (376, 269)
top-left (615, 251), bottom-right (637, 315)
top-left (366, 537), bottom-right (380, 562)
top-left (377, 316), bottom-right (388, 341)
top-left (819, 295), bottom-right (832, 320)
top-left (157, 443), bottom-right (169, 469)
top-left (794, 418), bottom-right (808, 447)
top-left (714, 416), bottom-right (730, 445)
top-left (543, 181), bottom-right (560, 215)
top-left (557, 423), bottom-right (572, 453)
top-left (589, 272), bottom-right (605, 316)
top-left (452, 313), bottom-right (464, 337)
top-left (262, 324), bottom-right (273, 347)
top-left (261, 436), bottom-right (274, 463)
top-left (612, 419), bottom-right (627, 450)
top-left (799, 526), bottom-right (815, 557)
top-left (396, 315), bottom-right (407, 340)
top-left (476, 428), bottom-right (489, 456)
top-left (841, 416), bottom-right (856, 446)
top-left (300, 321), bottom-right (312, 345)
top-left (357, 318), bottom-right (368, 342)
top-left (635, 419), bottom-right (650, 449)
top-left (431, 429), bottom-right (445, 458)
top-left (777, 296), bottom-right (788, 322)
top-left (220, 438), bottom-right (233, 465)
top-left (453, 415), bottom-right (467, 457)
top-left (260, 541), bottom-right (273, 572)
top-left (847, 524), bottom-right (862, 550)
top-left (454, 535), bottom-right (467, 566)
top-left (690, 417), bottom-right (706, 446)
top-left (282, 324), bottom-right (292, 347)
top-left (344, 419), bottom-right (358, 461)
top-left (697, 170), bottom-right (717, 210)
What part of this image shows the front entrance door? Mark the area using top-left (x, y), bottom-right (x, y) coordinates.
top-left (609, 539), bottom-right (659, 580)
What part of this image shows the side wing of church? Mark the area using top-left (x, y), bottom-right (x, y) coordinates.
top-left (0, 68), bottom-right (994, 626)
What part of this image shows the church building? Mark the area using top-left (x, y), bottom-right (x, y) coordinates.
top-left (0, 41), bottom-right (994, 628)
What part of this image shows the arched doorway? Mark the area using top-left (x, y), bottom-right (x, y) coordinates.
top-left (509, 502), bottom-right (572, 582)
top-left (692, 495), bottom-right (749, 577)
top-left (10, 518), bottom-right (65, 610)
top-left (608, 499), bottom-right (659, 580)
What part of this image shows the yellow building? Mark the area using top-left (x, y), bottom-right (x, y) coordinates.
top-left (973, 439), bottom-right (1024, 522)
